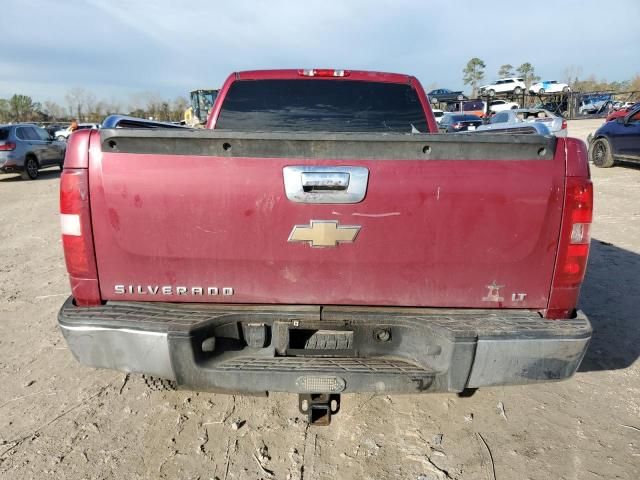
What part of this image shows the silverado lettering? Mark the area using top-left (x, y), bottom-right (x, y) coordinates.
top-left (57, 69), bottom-right (593, 424)
top-left (113, 285), bottom-right (232, 296)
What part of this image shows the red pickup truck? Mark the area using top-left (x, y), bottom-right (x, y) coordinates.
top-left (58, 69), bottom-right (592, 423)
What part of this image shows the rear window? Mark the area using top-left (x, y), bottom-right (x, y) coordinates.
top-left (0, 128), bottom-right (9, 141)
top-left (216, 79), bottom-right (428, 133)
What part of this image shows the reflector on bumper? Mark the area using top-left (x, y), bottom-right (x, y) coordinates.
top-left (296, 376), bottom-right (346, 393)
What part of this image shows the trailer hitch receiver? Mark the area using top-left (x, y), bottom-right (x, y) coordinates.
top-left (298, 393), bottom-right (340, 426)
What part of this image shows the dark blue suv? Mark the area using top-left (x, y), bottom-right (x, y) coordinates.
top-left (0, 124), bottom-right (66, 179)
top-left (589, 104), bottom-right (640, 168)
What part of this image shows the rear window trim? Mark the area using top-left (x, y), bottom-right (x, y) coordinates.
top-left (99, 129), bottom-right (557, 161)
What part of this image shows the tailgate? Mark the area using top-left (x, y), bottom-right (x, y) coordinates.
top-left (89, 130), bottom-right (564, 309)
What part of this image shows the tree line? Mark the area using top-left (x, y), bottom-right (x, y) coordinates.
top-left (462, 58), bottom-right (640, 99)
top-left (0, 87), bottom-right (189, 124)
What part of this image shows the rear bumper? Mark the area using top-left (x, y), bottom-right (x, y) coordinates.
top-left (0, 155), bottom-right (22, 173)
top-left (58, 297), bottom-right (591, 394)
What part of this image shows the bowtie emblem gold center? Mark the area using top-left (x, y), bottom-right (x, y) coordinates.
top-left (288, 220), bottom-right (361, 247)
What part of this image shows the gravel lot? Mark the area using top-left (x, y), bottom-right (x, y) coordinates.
top-left (0, 119), bottom-right (638, 479)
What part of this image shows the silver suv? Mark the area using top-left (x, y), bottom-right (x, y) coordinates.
top-left (0, 124), bottom-right (67, 179)
top-left (479, 77), bottom-right (527, 97)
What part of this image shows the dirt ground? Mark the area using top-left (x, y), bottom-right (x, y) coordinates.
top-left (0, 119), bottom-right (638, 479)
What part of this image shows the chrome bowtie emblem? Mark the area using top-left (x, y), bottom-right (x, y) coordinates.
top-left (288, 220), bottom-right (361, 247)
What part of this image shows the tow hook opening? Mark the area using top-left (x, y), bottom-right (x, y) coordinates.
top-left (298, 393), bottom-right (340, 426)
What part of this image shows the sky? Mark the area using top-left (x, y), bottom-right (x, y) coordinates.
top-left (1, 0), bottom-right (639, 106)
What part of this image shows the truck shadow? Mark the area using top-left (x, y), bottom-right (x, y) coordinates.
top-left (616, 160), bottom-right (640, 171)
top-left (0, 169), bottom-right (61, 182)
top-left (578, 238), bottom-right (640, 372)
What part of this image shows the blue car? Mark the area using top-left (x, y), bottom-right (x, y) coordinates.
top-left (589, 104), bottom-right (640, 168)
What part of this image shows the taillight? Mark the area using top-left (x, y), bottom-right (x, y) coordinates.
top-left (60, 169), bottom-right (101, 306)
top-left (560, 180), bottom-right (592, 284)
top-left (546, 177), bottom-right (593, 318)
top-left (452, 123), bottom-right (462, 129)
top-left (298, 69), bottom-right (350, 77)
top-left (0, 142), bottom-right (16, 151)
top-left (561, 119), bottom-right (567, 130)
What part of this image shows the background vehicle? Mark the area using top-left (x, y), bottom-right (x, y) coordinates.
top-left (427, 88), bottom-right (467, 104)
top-left (184, 89), bottom-right (219, 126)
top-left (606, 101), bottom-right (640, 122)
top-left (42, 124), bottom-right (67, 137)
top-left (488, 99), bottom-right (519, 113)
top-left (432, 108), bottom-right (444, 123)
top-left (534, 99), bottom-right (568, 117)
top-left (0, 124), bottom-right (66, 179)
top-left (479, 77), bottom-right (526, 96)
top-left (529, 80), bottom-right (571, 95)
top-left (54, 123), bottom-right (100, 142)
top-left (57, 69), bottom-right (592, 420)
top-left (477, 108), bottom-right (566, 136)
top-left (589, 104), bottom-right (640, 167)
top-left (446, 99), bottom-right (486, 117)
top-left (612, 101), bottom-right (635, 111)
top-left (578, 94), bottom-right (614, 115)
top-left (438, 113), bottom-right (483, 132)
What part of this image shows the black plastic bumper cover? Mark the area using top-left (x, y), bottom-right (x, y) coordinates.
top-left (58, 297), bottom-right (592, 394)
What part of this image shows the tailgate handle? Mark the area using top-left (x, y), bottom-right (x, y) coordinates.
top-left (301, 172), bottom-right (349, 192)
top-left (283, 166), bottom-right (369, 204)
